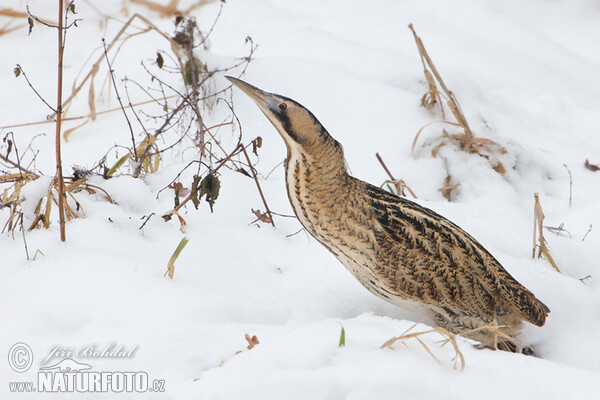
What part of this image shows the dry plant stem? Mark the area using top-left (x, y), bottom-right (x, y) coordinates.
top-left (139, 213), bottom-right (155, 230)
top-left (381, 326), bottom-right (465, 371)
top-left (582, 224), bottom-right (592, 242)
top-left (532, 193), bottom-right (561, 273)
top-left (102, 38), bottom-right (137, 161)
top-left (15, 65), bottom-right (57, 112)
top-left (180, 19), bottom-right (206, 164)
top-left (409, 24), bottom-right (506, 174)
top-left (0, 154), bottom-right (39, 178)
top-left (130, 0), bottom-right (216, 17)
top-left (563, 164), bottom-right (572, 207)
top-left (532, 192), bottom-right (543, 258)
top-left (411, 120), bottom-right (462, 153)
top-left (545, 223), bottom-right (571, 238)
top-left (375, 152), bottom-right (418, 198)
top-left (133, 97), bottom-right (188, 177)
top-left (0, 20), bottom-right (24, 36)
top-left (0, 8), bottom-right (28, 18)
top-left (241, 145), bottom-right (275, 227)
top-left (0, 95), bottom-right (178, 130)
top-left (8, 133), bottom-right (24, 178)
top-left (409, 24), bottom-right (474, 140)
top-left (55, 0), bottom-right (66, 242)
top-left (439, 158), bottom-right (460, 201)
top-left (61, 14), bottom-right (178, 114)
top-left (20, 213), bottom-right (30, 260)
top-left (27, 5), bottom-right (77, 30)
top-left (164, 143), bottom-right (243, 216)
top-left (376, 152), bottom-right (396, 182)
top-left (265, 160), bottom-right (285, 180)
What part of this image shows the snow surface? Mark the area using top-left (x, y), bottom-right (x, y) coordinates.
top-left (1, 0), bottom-right (600, 398)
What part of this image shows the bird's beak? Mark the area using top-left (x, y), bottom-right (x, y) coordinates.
top-left (226, 76), bottom-right (279, 112)
top-left (226, 76), bottom-right (295, 145)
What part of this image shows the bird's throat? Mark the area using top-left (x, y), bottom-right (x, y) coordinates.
top-left (284, 146), bottom-right (351, 240)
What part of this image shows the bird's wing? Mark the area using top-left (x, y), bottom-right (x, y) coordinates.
top-left (362, 182), bottom-right (549, 326)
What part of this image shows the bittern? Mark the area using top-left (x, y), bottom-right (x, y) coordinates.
top-left (227, 76), bottom-right (549, 352)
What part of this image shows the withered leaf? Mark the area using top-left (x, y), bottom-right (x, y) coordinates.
top-left (27, 17), bottom-right (34, 35)
top-left (184, 58), bottom-right (205, 86)
top-left (169, 182), bottom-right (190, 198)
top-left (191, 175), bottom-right (201, 209)
top-left (252, 136), bottom-right (263, 156)
top-left (156, 52), bottom-right (164, 69)
top-left (5, 139), bottom-right (13, 158)
top-left (439, 175), bottom-right (460, 202)
top-left (245, 334), bottom-right (259, 350)
top-left (198, 173), bottom-right (220, 212)
top-left (585, 159), bottom-right (600, 172)
top-left (236, 168), bottom-right (252, 178)
top-left (13, 66), bottom-right (21, 78)
top-left (252, 208), bottom-right (272, 224)
top-left (492, 161), bottom-right (506, 174)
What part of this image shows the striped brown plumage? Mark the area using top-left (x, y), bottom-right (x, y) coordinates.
top-left (227, 76), bottom-right (550, 351)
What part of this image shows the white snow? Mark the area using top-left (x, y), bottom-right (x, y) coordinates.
top-left (1, 0), bottom-right (600, 398)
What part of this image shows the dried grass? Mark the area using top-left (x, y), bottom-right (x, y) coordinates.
top-left (20, 178), bottom-right (80, 232)
top-left (0, 9), bottom-right (26, 36)
top-left (60, 13), bottom-right (180, 124)
top-left (381, 323), bottom-right (465, 371)
top-left (0, 8), bottom-right (56, 36)
top-left (438, 158), bottom-right (460, 201)
top-left (128, 0), bottom-right (216, 18)
top-left (376, 153), bottom-right (417, 199)
top-left (3, 3), bottom-right (268, 247)
top-left (1, 165), bottom-right (115, 235)
top-left (532, 193), bottom-right (561, 273)
top-left (464, 320), bottom-right (528, 353)
top-left (164, 236), bottom-right (190, 279)
top-left (409, 24), bottom-right (507, 179)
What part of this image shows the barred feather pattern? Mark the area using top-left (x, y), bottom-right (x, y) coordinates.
top-left (284, 140), bottom-right (549, 350)
top-left (226, 76), bottom-right (550, 352)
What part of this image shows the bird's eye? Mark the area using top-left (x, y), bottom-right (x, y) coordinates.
top-left (279, 103), bottom-right (287, 110)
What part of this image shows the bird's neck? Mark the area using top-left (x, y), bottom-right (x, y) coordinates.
top-left (284, 144), bottom-right (352, 236)
top-left (285, 145), bottom-right (349, 192)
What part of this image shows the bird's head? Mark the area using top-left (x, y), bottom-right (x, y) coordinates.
top-left (226, 76), bottom-right (343, 163)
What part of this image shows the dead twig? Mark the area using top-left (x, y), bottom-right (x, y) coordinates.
top-left (409, 24), bottom-right (506, 175)
top-left (54, 0), bottom-right (69, 242)
top-left (582, 224), bottom-right (592, 242)
top-left (102, 38), bottom-right (138, 162)
top-left (381, 323), bottom-right (465, 371)
top-left (139, 213), bottom-right (155, 230)
top-left (544, 223), bottom-right (571, 238)
top-left (563, 164), bottom-right (572, 207)
top-left (241, 144), bottom-right (275, 227)
top-left (14, 65), bottom-right (57, 113)
top-left (533, 193), bottom-right (560, 273)
top-left (579, 275), bottom-right (591, 284)
top-left (19, 213), bottom-right (30, 260)
top-left (376, 152), bottom-right (417, 198)
top-left (129, 0), bottom-right (216, 18)
top-left (438, 158), bottom-right (460, 201)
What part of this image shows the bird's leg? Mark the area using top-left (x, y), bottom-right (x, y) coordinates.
top-left (465, 320), bottom-right (524, 353)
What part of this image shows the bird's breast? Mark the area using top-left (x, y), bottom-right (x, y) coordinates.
top-left (284, 151), bottom-right (396, 294)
